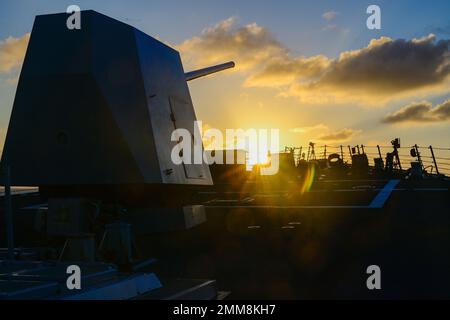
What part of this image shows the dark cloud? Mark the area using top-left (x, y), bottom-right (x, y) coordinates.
top-left (319, 35), bottom-right (450, 94)
top-left (179, 18), bottom-right (450, 104)
top-left (317, 128), bottom-right (361, 142)
top-left (383, 100), bottom-right (450, 123)
top-left (245, 34), bottom-right (450, 103)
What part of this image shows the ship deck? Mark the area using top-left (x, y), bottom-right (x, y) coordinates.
top-left (145, 176), bottom-right (450, 299)
top-left (1, 176), bottom-right (450, 299)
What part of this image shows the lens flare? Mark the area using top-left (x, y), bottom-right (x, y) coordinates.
top-left (299, 163), bottom-right (317, 194)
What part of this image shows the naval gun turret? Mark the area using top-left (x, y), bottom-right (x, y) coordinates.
top-left (1, 10), bottom-right (234, 208)
top-left (0, 11), bottom-right (235, 270)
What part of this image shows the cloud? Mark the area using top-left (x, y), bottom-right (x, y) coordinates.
top-left (316, 35), bottom-right (450, 93)
top-left (0, 127), bottom-right (7, 155)
top-left (290, 124), bottom-right (361, 142)
top-left (290, 124), bottom-right (328, 133)
top-left (317, 128), bottom-right (361, 142)
top-left (383, 99), bottom-right (450, 123)
top-left (322, 11), bottom-right (339, 21)
top-left (178, 17), bottom-right (286, 70)
top-left (248, 34), bottom-right (450, 103)
top-left (6, 73), bottom-right (20, 85)
top-left (321, 24), bottom-right (336, 31)
top-left (0, 33), bottom-right (30, 74)
top-left (179, 18), bottom-right (450, 105)
top-left (245, 55), bottom-right (330, 87)
top-left (321, 11), bottom-right (347, 35)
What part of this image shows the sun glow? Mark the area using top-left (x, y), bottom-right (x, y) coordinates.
top-left (247, 149), bottom-right (270, 165)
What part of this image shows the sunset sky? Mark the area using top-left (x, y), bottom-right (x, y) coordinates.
top-left (1, 0), bottom-right (450, 153)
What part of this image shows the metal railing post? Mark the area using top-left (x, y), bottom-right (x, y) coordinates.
top-left (414, 144), bottom-right (423, 169)
top-left (429, 145), bottom-right (440, 175)
top-left (394, 145), bottom-right (402, 171)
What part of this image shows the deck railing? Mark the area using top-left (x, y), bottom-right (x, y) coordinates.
top-left (287, 144), bottom-right (450, 176)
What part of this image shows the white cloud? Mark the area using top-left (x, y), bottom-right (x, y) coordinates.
top-left (0, 33), bottom-right (30, 74)
top-left (322, 11), bottom-right (339, 21)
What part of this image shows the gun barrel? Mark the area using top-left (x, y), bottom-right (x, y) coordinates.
top-left (185, 61), bottom-right (235, 81)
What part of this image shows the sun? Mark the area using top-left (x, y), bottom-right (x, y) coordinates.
top-left (247, 146), bottom-right (271, 166)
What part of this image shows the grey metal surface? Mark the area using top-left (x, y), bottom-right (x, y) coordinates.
top-left (59, 273), bottom-right (161, 300)
top-left (128, 205), bottom-right (206, 234)
top-left (137, 279), bottom-right (217, 300)
top-left (0, 259), bottom-right (161, 300)
top-left (1, 10), bottom-right (212, 187)
top-left (0, 280), bottom-right (59, 300)
top-left (47, 198), bottom-right (91, 236)
top-left (185, 62), bottom-right (235, 81)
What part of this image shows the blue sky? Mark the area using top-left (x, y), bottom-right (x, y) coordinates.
top-left (1, 0), bottom-right (450, 151)
top-left (2, 0), bottom-right (450, 54)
